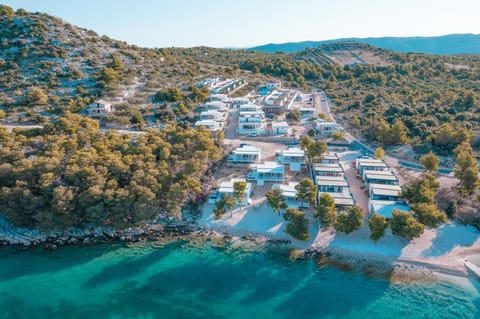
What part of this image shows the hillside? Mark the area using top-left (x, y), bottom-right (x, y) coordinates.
top-left (250, 34), bottom-right (480, 55)
top-left (1, 5), bottom-right (480, 155)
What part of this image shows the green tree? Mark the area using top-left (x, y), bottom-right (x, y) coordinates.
top-left (306, 140), bottom-right (327, 164)
top-left (315, 193), bottom-right (337, 226)
top-left (420, 151), bottom-right (439, 173)
top-left (331, 131), bottom-right (345, 141)
top-left (401, 173), bottom-right (439, 205)
top-left (368, 213), bottom-right (388, 241)
top-left (286, 109), bottom-right (301, 122)
top-left (295, 178), bottom-right (317, 207)
top-left (213, 198), bottom-right (227, 220)
top-left (222, 193), bottom-right (237, 218)
top-left (283, 208), bottom-right (309, 240)
top-left (0, 5), bottom-right (14, 18)
top-left (334, 206), bottom-right (364, 234)
top-left (265, 188), bottom-right (287, 215)
top-left (390, 210), bottom-right (425, 240)
top-left (412, 203), bottom-right (447, 228)
top-left (453, 142), bottom-right (479, 195)
top-left (233, 181), bottom-right (247, 210)
top-left (27, 88), bottom-right (48, 106)
top-left (374, 147), bottom-right (385, 160)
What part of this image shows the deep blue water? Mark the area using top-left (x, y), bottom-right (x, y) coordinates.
top-left (0, 239), bottom-right (479, 319)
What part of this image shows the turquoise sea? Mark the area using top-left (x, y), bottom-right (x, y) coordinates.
top-left (0, 239), bottom-right (479, 319)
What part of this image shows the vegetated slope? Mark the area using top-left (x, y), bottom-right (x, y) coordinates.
top-left (249, 34), bottom-right (480, 55)
top-left (0, 113), bottom-right (222, 230)
top-left (0, 6), bottom-right (237, 113)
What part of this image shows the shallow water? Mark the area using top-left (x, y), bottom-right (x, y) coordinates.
top-left (0, 240), bottom-right (479, 319)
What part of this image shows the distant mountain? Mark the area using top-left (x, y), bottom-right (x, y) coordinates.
top-left (249, 34), bottom-right (480, 55)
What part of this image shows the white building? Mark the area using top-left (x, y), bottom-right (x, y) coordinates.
top-left (315, 176), bottom-right (349, 193)
top-left (209, 94), bottom-right (229, 103)
top-left (356, 159), bottom-right (389, 176)
top-left (313, 163), bottom-right (344, 177)
top-left (271, 121), bottom-right (289, 135)
top-left (318, 153), bottom-right (340, 164)
top-left (313, 119), bottom-right (340, 136)
top-left (299, 107), bottom-right (315, 118)
top-left (232, 97), bottom-right (250, 108)
top-left (247, 161), bottom-right (285, 186)
top-left (363, 171), bottom-right (398, 187)
top-left (194, 119), bottom-right (223, 132)
top-left (276, 147), bottom-right (306, 171)
top-left (200, 110), bottom-right (227, 122)
top-left (239, 104), bottom-right (262, 112)
top-left (228, 145), bottom-right (261, 163)
top-left (209, 178), bottom-right (253, 206)
top-left (319, 192), bottom-right (355, 209)
top-left (205, 101), bottom-right (228, 112)
top-left (266, 80), bottom-right (282, 90)
top-left (369, 184), bottom-right (402, 201)
top-left (86, 100), bottom-right (113, 117)
top-left (274, 182), bottom-right (310, 208)
top-left (237, 111), bottom-right (267, 135)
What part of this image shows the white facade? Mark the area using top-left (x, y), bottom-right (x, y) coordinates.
top-left (200, 110), bottom-right (227, 122)
top-left (274, 182), bottom-right (309, 208)
top-left (276, 147), bottom-right (306, 171)
top-left (271, 121), bottom-right (289, 135)
top-left (194, 120), bottom-right (223, 131)
top-left (316, 176), bottom-right (349, 194)
top-left (356, 159), bottom-right (388, 175)
top-left (313, 163), bottom-right (344, 177)
top-left (228, 145), bottom-right (261, 163)
top-left (86, 100), bottom-right (113, 117)
top-left (248, 161), bottom-right (285, 186)
top-left (216, 178), bottom-right (253, 206)
top-left (232, 97), bottom-right (250, 107)
top-left (237, 110), bottom-right (267, 135)
top-left (313, 119), bottom-right (340, 136)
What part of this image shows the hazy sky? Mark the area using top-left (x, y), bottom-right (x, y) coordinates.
top-left (2, 0), bottom-right (480, 48)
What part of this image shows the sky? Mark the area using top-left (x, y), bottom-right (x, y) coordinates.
top-left (2, 0), bottom-right (480, 48)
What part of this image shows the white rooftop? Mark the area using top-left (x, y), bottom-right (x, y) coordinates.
top-left (313, 163), bottom-right (344, 172)
top-left (234, 145), bottom-right (261, 155)
top-left (280, 147), bottom-right (304, 156)
top-left (251, 161), bottom-right (284, 172)
top-left (218, 178), bottom-right (249, 193)
top-left (364, 173), bottom-right (398, 181)
top-left (316, 177), bottom-right (349, 187)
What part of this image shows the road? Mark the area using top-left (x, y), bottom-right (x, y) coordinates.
top-left (314, 89), bottom-right (454, 175)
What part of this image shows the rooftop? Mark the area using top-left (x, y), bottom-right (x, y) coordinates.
top-left (279, 147), bottom-right (304, 156)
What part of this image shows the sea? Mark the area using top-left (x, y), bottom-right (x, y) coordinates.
top-left (0, 238), bottom-right (479, 319)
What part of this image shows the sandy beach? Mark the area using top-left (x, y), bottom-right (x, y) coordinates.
top-left (198, 198), bottom-right (480, 279)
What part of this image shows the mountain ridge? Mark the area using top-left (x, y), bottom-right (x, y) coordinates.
top-left (249, 34), bottom-right (480, 55)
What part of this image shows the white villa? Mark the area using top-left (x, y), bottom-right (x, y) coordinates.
top-left (299, 107), bottom-right (315, 118)
top-left (237, 110), bottom-right (267, 135)
top-left (86, 100), bottom-right (113, 117)
top-left (313, 163), bottom-right (344, 177)
top-left (276, 147), bottom-right (306, 171)
top-left (200, 110), bottom-right (227, 122)
top-left (228, 145), bottom-right (261, 163)
top-left (315, 176), bottom-right (349, 193)
top-left (217, 178), bottom-right (253, 206)
top-left (232, 97), bottom-right (250, 108)
top-left (209, 94), bottom-right (229, 103)
top-left (239, 104), bottom-right (262, 112)
top-left (318, 152), bottom-right (340, 164)
top-left (205, 101), bottom-right (228, 112)
top-left (271, 121), bottom-right (289, 135)
top-left (319, 192), bottom-right (355, 209)
top-left (248, 161), bottom-right (285, 186)
top-left (266, 80), bottom-right (282, 90)
top-left (356, 158), bottom-right (388, 175)
top-left (313, 119), bottom-right (340, 136)
top-left (369, 184), bottom-right (402, 201)
top-left (369, 200), bottom-right (411, 219)
top-left (363, 171), bottom-right (398, 187)
top-left (274, 182), bottom-right (310, 208)
top-left (194, 119), bottom-right (223, 132)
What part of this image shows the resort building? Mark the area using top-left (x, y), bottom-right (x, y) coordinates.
top-left (313, 119), bottom-right (340, 137)
top-left (194, 119), bottom-right (223, 132)
top-left (369, 184), bottom-right (402, 201)
top-left (86, 100), bottom-right (113, 117)
top-left (205, 101), bottom-right (228, 112)
top-left (228, 145), bottom-right (261, 163)
top-left (273, 182), bottom-right (310, 208)
top-left (299, 107), bottom-right (315, 118)
top-left (239, 104), bottom-right (262, 112)
top-left (209, 94), bottom-right (229, 103)
top-left (317, 153), bottom-right (340, 164)
top-left (247, 161), bottom-right (285, 186)
top-left (319, 192), bottom-right (355, 209)
top-left (232, 97), bottom-right (250, 108)
top-left (363, 171), bottom-right (398, 187)
top-left (200, 110), bottom-right (227, 122)
top-left (276, 147), bottom-right (306, 171)
top-left (312, 163), bottom-right (344, 177)
top-left (315, 176), bottom-right (349, 193)
top-left (356, 158), bottom-right (388, 176)
top-left (237, 110), bottom-right (267, 135)
top-left (209, 178), bottom-right (253, 206)
top-left (271, 121), bottom-right (289, 135)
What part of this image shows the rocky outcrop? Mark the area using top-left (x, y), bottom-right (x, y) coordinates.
top-left (0, 216), bottom-right (199, 250)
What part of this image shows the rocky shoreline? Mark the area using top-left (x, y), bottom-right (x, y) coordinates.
top-left (0, 216), bottom-right (202, 250)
